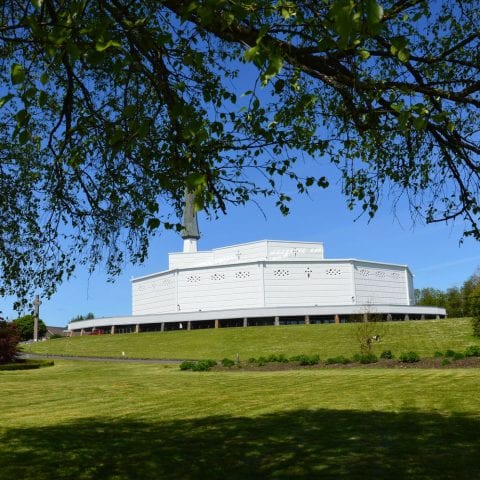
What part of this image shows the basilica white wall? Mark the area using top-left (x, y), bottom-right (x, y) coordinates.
top-left (132, 272), bottom-right (176, 315)
top-left (263, 262), bottom-right (354, 307)
top-left (353, 262), bottom-right (411, 305)
top-left (176, 263), bottom-right (262, 312)
top-left (131, 241), bottom-right (416, 316)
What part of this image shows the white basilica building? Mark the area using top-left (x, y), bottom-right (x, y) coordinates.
top-left (68, 197), bottom-right (446, 334)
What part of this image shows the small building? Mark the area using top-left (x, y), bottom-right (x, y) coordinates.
top-left (45, 326), bottom-right (69, 339)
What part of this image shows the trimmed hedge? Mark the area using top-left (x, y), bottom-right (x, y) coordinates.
top-left (0, 359), bottom-right (54, 371)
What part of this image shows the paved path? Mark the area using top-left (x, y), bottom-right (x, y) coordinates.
top-left (21, 353), bottom-right (184, 364)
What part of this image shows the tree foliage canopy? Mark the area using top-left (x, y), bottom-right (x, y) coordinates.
top-left (416, 268), bottom-right (480, 318)
top-left (13, 314), bottom-right (47, 341)
top-left (1, 0), bottom-right (479, 306)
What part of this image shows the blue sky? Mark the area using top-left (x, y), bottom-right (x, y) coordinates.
top-left (2, 175), bottom-right (478, 327)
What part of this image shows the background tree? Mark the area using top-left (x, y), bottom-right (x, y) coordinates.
top-left (1, 1), bottom-right (479, 307)
top-left (415, 288), bottom-right (446, 310)
top-left (0, 321), bottom-right (20, 364)
top-left (415, 268), bottom-right (480, 320)
top-left (70, 313), bottom-right (95, 323)
top-left (13, 315), bottom-right (47, 342)
top-left (470, 284), bottom-right (480, 337)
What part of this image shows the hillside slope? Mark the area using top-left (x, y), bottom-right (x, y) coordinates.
top-left (25, 318), bottom-right (478, 360)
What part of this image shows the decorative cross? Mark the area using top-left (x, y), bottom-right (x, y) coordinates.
top-left (236, 250), bottom-right (241, 260)
top-left (305, 267), bottom-right (312, 278)
top-left (33, 294), bottom-right (42, 342)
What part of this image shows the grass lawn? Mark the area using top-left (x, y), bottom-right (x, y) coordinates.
top-left (1, 360), bottom-right (480, 479)
top-left (25, 317), bottom-right (478, 360)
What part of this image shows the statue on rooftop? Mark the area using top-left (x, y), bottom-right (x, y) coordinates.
top-left (181, 190), bottom-right (200, 253)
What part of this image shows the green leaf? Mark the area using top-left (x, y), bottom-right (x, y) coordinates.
top-left (30, 0), bottom-right (43, 9)
top-left (390, 36), bottom-right (410, 62)
top-left (19, 130), bottom-right (30, 145)
top-left (186, 172), bottom-right (206, 188)
top-left (147, 218), bottom-right (160, 230)
top-left (11, 64), bottom-right (26, 85)
top-left (397, 48), bottom-right (410, 63)
top-left (0, 94), bottom-right (14, 109)
top-left (123, 105), bottom-right (137, 117)
top-left (279, 2), bottom-right (297, 20)
top-left (359, 49), bottom-right (370, 59)
top-left (95, 39), bottom-right (121, 52)
top-left (261, 55), bottom-right (284, 85)
top-left (329, 0), bottom-right (361, 48)
top-left (366, 0), bottom-right (383, 27)
top-left (431, 112), bottom-right (448, 123)
top-left (38, 91), bottom-right (49, 107)
top-left (40, 72), bottom-right (49, 85)
top-left (15, 109), bottom-right (29, 126)
top-left (244, 46), bottom-right (259, 62)
top-left (412, 116), bottom-right (426, 131)
top-left (317, 177), bottom-right (329, 188)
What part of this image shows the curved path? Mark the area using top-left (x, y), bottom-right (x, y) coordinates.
top-left (21, 353), bottom-right (184, 364)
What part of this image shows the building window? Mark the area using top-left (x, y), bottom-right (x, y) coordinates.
top-left (326, 267), bottom-right (341, 276)
top-left (186, 275), bottom-right (201, 283)
top-left (210, 273), bottom-right (226, 281)
top-left (235, 271), bottom-right (251, 279)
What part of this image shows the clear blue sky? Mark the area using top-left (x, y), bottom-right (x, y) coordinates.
top-left (1, 175), bottom-right (478, 327)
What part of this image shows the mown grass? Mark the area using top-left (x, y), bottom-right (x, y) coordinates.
top-left (25, 318), bottom-right (478, 360)
top-left (1, 360), bottom-right (480, 479)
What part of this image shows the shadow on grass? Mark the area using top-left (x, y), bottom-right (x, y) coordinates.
top-left (2, 409), bottom-right (479, 479)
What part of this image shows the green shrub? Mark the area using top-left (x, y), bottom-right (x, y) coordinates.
top-left (221, 358), bottom-right (235, 368)
top-left (0, 321), bottom-right (21, 364)
top-left (445, 349), bottom-right (456, 358)
top-left (256, 356), bottom-right (267, 366)
top-left (441, 358), bottom-right (451, 366)
top-left (434, 351), bottom-right (444, 358)
top-left (248, 357), bottom-right (257, 363)
top-left (358, 353), bottom-right (378, 364)
top-left (290, 354), bottom-right (320, 365)
top-left (399, 351), bottom-right (420, 363)
top-left (464, 345), bottom-right (480, 357)
top-left (453, 352), bottom-right (465, 360)
top-left (326, 355), bottom-right (350, 365)
top-left (380, 350), bottom-right (393, 360)
top-left (192, 359), bottom-right (217, 371)
top-left (179, 359), bottom-right (217, 372)
top-left (266, 353), bottom-right (289, 363)
top-left (300, 354), bottom-right (320, 365)
top-left (179, 361), bottom-right (196, 371)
